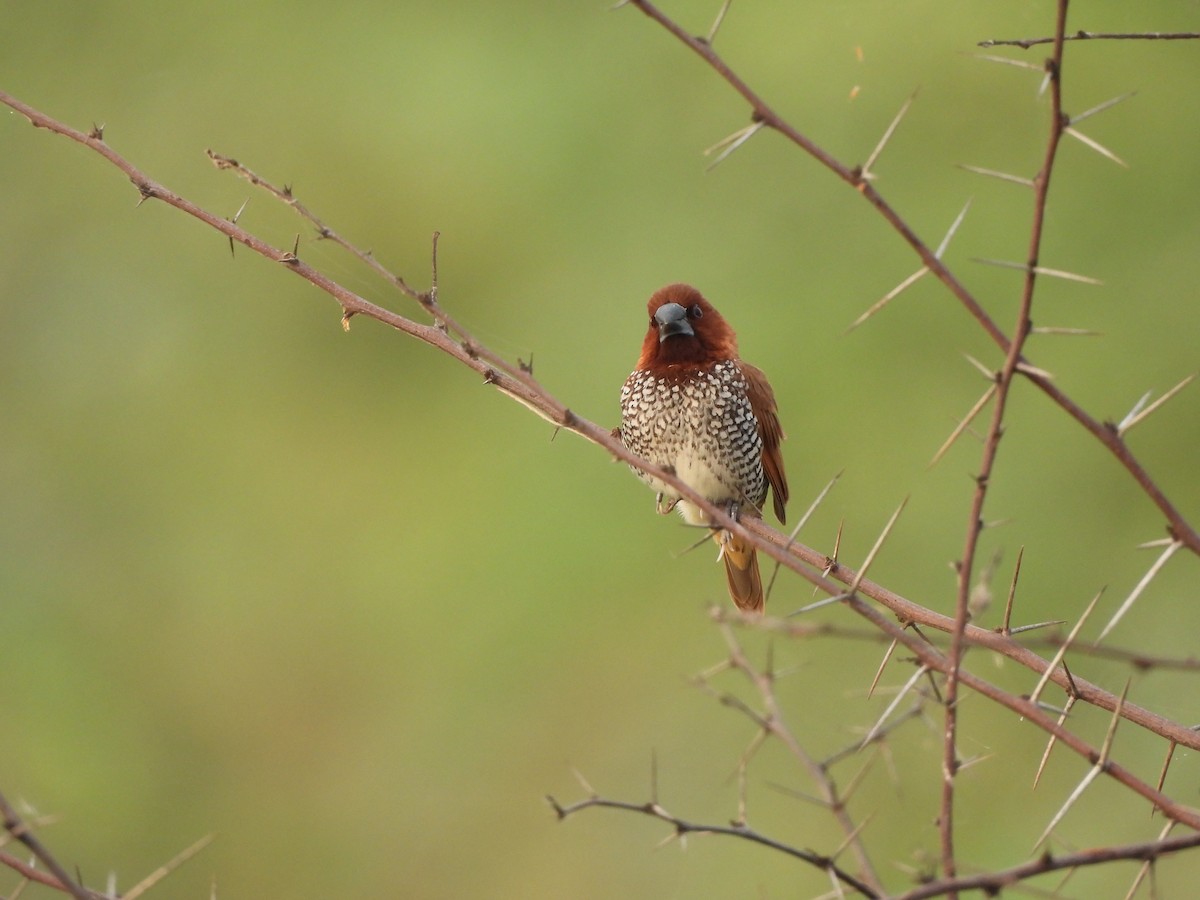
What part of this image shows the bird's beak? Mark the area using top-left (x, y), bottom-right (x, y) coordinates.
top-left (654, 302), bottom-right (694, 342)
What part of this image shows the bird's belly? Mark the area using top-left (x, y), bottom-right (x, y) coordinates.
top-left (636, 442), bottom-right (740, 526)
top-left (671, 449), bottom-right (736, 524)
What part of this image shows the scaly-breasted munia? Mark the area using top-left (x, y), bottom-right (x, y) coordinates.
top-left (619, 283), bottom-right (788, 612)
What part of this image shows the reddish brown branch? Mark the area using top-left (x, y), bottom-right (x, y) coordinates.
top-left (893, 829), bottom-right (1200, 900)
top-left (940, 2), bottom-right (1071, 883)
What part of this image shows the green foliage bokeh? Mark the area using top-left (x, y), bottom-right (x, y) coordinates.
top-left (2, 2), bottom-right (1198, 897)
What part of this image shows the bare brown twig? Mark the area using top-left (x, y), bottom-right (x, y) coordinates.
top-left (980, 30), bottom-right (1200, 49)
top-left (546, 793), bottom-right (880, 896)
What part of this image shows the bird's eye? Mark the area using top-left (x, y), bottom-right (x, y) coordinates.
top-left (689, 304), bottom-right (704, 319)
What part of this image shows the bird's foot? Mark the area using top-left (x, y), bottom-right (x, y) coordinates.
top-left (655, 492), bottom-right (680, 515)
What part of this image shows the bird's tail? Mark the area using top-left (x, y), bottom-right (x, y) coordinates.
top-left (717, 530), bottom-right (764, 613)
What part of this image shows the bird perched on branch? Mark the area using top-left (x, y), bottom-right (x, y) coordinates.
top-left (619, 283), bottom-right (788, 612)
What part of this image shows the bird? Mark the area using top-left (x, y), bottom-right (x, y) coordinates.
top-left (619, 283), bottom-right (788, 612)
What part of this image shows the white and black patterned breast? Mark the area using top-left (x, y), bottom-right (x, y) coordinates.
top-left (619, 359), bottom-right (766, 526)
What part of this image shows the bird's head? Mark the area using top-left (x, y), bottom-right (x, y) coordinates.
top-left (636, 283), bottom-right (739, 370)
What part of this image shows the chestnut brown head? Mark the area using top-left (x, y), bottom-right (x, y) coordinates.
top-left (636, 283), bottom-right (739, 370)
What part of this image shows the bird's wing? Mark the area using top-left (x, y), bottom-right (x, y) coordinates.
top-left (740, 362), bottom-right (788, 523)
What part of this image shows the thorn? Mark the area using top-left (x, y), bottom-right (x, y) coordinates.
top-left (830, 810), bottom-right (876, 862)
top-left (1096, 540), bottom-right (1183, 642)
top-left (1033, 753), bottom-right (1102, 850)
top-left (935, 198), bottom-right (972, 259)
top-left (846, 267), bottom-right (928, 332)
top-left (1116, 374), bottom-right (1195, 436)
top-left (956, 164), bottom-right (1034, 187)
top-left (1063, 126), bottom-right (1129, 167)
top-left (1033, 694), bottom-right (1077, 788)
top-left (972, 257), bottom-right (1103, 284)
top-left (789, 592), bottom-right (850, 616)
top-left (122, 834), bottom-right (216, 900)
top-left (1037, 69), bottom-right (1052, 98)
top-left (1138, 536), bottom-right (1177, 549)
top-left (862, 88), bottom-right (919, 179)
top-left (765, 472), bottom-right (841, 600)
top-left (1015, 360), bottom-right (1055, 380)
top-left (1007, 619), bottom-right (1066, 636)
top-left (704, 120), bottom-right (767, 170)
top-left (652, 829), bottom-right (682, 851)
top-left (1029, 590), bottom-right (1103, 705)
top-left (860, 664), bottom-right (928, 749)
top-left (971, 53), bottom-right (1044, 72)
top-left (962, 353), bottom-right (997, 380)
top-left (1060, 659), bottom-right (1079, 699)
top-left (1000, 545), bottom-right (1024, 635)
top-left (930, 384), bottom-right (998, 467)
top-left (279, 234), bottom-right (301, 265)
top-left (1030, 325), bottom-right (1101, 337)
top-left (518, 353), bottom-right (535, 376)
top-left (822, 520), bottom-right (844, 581)
top-left (1155, 741), bottom-right (1177, 799)
top-left (571, 767), bottom-right (598, 799)
top-left (705, 0), bottom-right (733, 44)
top-left (226, 197), bottom-right (250, 258)
top-left (867, 639), bottom-right (900, 699)
top-left (1070, 91), bottom-right (1136, 126)
top-left (88, 122), bottom-right (105, 141)
top-left (848, 497), bottom-right (909, 594)
top-left (1125, 820), bottom-right (1176, 897)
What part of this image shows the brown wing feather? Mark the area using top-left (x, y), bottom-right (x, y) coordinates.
top-left (740, 362), bottom-right (788, 523)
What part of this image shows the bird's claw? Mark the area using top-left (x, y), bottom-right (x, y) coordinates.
top-left (655, 492), bottom-right (679, 515)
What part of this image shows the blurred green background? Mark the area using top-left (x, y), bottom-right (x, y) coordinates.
top-left (3, 2), bottom-right (1199, 897)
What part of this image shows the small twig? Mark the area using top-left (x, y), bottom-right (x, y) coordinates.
top-left (980, 31), bottom-right (1200, 49)
top-left (547, 794), bottom-right (880, 897)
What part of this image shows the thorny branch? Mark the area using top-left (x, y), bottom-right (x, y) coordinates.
top-left (546, 791), bottom-right (879, 897)
top-left (940, 0), bottom-right (1069, 884)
